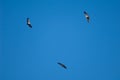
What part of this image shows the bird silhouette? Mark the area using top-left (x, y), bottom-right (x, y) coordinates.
top-left (57, 62), bottom-right (67, 69)
top-left (84, 11), bottom-right (90, 23)
top-left (27, 18), bottom-right (32, 28)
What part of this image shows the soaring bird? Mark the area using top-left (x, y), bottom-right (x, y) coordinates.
top-left (84, 11), bottom-right (90, 23)
top-left (27, 18), bottom-right (32, 28)
top-left (57, 62), bottom-right (67, 69)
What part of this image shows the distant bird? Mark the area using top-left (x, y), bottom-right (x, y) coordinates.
top-left (84, 11), bottom-right (90, 23)
top-left (27, 18), bottom-right (32, 28)
top-left (57, 62), bottom-right (67, 69)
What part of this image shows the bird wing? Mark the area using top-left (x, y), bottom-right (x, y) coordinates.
top-left (28, 24), bottom-right (32, 28)
top-left (57, 62), bottom-right (67, 69)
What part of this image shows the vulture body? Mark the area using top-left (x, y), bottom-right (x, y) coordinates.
top-left (84, 11), bottom-right (90, 23)
top-left (27, 18), bottom-right (32, 28)
top-left (57, 62), bottom-right (67, 69)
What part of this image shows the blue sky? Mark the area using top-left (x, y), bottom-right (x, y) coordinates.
top-left (1, 0), bottom-right (120, 80)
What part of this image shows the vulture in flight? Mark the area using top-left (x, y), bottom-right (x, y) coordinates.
top-left (27, 18), bottom-right (32, 28)
top-left (57, 62), bottom-right (67, 69)
top-left (84, 11), bottom-right (90, 23)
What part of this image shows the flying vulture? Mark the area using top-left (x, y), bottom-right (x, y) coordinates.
top-left (27, 18), bottom-right (32, 28)
top-left (84, 11), bottom-right (90, 23)
top-left (57, 62), bottom-right (67, 69)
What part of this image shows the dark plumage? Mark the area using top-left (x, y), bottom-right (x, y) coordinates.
top-left (27, 18), bottom-right (32, 28)
top-left (57, 62), bottom-right (67, 69)
top-left (84, 11), bottom-right (90, 23)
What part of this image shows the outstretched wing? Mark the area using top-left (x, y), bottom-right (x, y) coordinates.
top-left (27, 18), bottom-right (32, 28)
top-left (84, 11), bottom-right (90, 23)
top-left (28, 24), bottom-right (32, 28)
top-left (57, 62), bottom-right (67, 69)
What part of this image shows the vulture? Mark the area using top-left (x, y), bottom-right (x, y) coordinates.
top-left (27, 18), bottom-right (32, 28)
top-left (84, 11), bottom-right (90, 23)
top-left (57, 62), bottom-right (67, 69)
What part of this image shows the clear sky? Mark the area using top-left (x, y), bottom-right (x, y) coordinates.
top-left (1, 0), bottom-right (120, 80)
